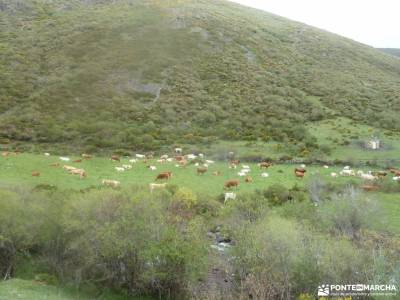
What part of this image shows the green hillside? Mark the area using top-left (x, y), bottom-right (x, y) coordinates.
top-left (1, 0), bottom-right (400, 153)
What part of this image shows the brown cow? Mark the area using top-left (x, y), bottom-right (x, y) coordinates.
top-left (295, 168), bottom-right (306, 173)
top-left (295, 170), bottom-right (305, 178)
top-left (212, 171), bottom-right (221, 176)
top-left (82, 154), bottom-right (92, 159)
top-left (362, 185), bottom-right (379, 192)
top-left (32, 171), bottom-right (40, 177)
top-left (230, 160), bottom-right (240, 166)
top-left (224, 179), bottom-right (239, 190)
top-left (156, 172), bottom-right (172, 180)
top-left (197, 166), bottom-right (208, 175)
top-left (259, 162), bottom-right (272, 169)
top-left (73, 159), bottom-right (82, 163)
top-left (110, 155), bottom-right (120, 162)
top-left (69, 168), bottom-right (87, 179)
top-left (175, 155), bottom-right (184, 161)
top-left (245, 176), bottom-right (252, 183)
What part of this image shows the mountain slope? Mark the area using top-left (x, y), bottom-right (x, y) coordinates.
top-left (1, 0), bottom-right (400, 153)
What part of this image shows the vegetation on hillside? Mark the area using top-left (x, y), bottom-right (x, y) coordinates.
top-left (1, 0), bottom-right (400, 153)
top-left (0, 182), bottom-right (399, 299)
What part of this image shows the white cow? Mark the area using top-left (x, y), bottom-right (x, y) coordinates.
top-left (261, 172), bottom-right (269, 178)
top-left (135, 154), bottom-right (145, 159)
top-left (360, 173), bottom-right (377, 181)
top-left (206, 160), bottom-right (215, 164)
top-left (340, 169), bottom-right (355, 176)
top-left (122, 164), bottom-right (132, 170)
top-left (115, 167), bottom-right (125, 172)
top-left (224, 192), bottom-right (236, 203)
top-left (102, 179), bottom-right (120, 188)
top-left (160, 154), bottom-right (169, 160)
top-left (393, 176), bottom-right (400, 181)
top-left (330, 172), bottom-right (338, 178)
top-left (167, 158), bottom-right (174, 162)
top-left (44, 153), bottom-right (50, 157)
top-left (59, 157), bottom-right (70, 162)
top-left (242, 165), bottom-right (250, 169)
top-left (323, 165), bottom-right (329, 169)
top-left (129, 159), bottom-right (137, 163)
top-left (198, 153), bottom-right (204, 158)
top-left (175, 148), bottom-right (182, 154)
top-left (238, 172), bottom-right (247, 177)
top-left (186, 154), bottom-right (197, 160)
top-left (149, 166), bottom-right (157, 171)
top-left (149, 183), bottom-right (167, 193)
top-left (300, 164), bottom-right (306, 168)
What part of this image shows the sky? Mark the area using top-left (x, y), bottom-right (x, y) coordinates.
top-left (229, 0), bottom-right (400, 48)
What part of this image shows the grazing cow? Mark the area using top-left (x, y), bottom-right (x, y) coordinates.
top-left (157, 159), bottom-right (166, 163)
top-left (237, 172), bottom-right (247, 177)
top-left (261, 172), bottom-right (269, 178)
top-left (294, 168), bottom-right (306, 178)
top-left (32, 171), bottom-right (40, 177)
top-left (213, 171), bottom-right (221, 176)
top-left (194, 162), bottom-right (200, 167)
top-left (323, 165), bottom-right (329, 169)
top-left (374, 171), bottom-right (387, 178)
top-left (242, 165), bottom-right (250, 169)
top-left (331, 172), bottom-right (338, 178)
top-left (388, 168), bottom-right (400, 174)
top-left (111, 155), bottom-right (120, 162)
top-left (160, 154), bottom-right (169, 160)
top-left (156, 172), bottom-right (172, 180)
top-left (340, 169), bottom-right (355, 176)
top-left (175, 155), bottom-right (184, 161)
top-left (59, 157), bottom-right (70, 162)
top-left (344, 166), bottom-right (351, 170)
top-left (63, 165), bottom-right (77, 171)
top-left (44, 153), bottom-right (50, 157)
top-left (102, 179), bottom-right (120, 188)
top-left (166, 158), bottom-right (174, 162)
top-left (81, 154), bottom-right (92, 159)
top-left (199, 153), bottom-right (204, 158)
top-left (230, 160), bottom-right (240, 166)
top-left (245, 176), bottom-right (252, 183)
top-left (362, 185), bottom-right (379, 192)
top-left (149, 183), bottom-right (167, 193)
top-left (206, 160), bottom-right (215, 164)
top-left (224, 192), bottom-right (236, 203)
top-left (115, 167), bottom-right (125, 172)
top-left (392, 176), bottom-right (400, 182)
top-left (395, 171), bottom-right (400, 177)
top-left (129, 159), bottom-right (137, 163)
top-left (197, 166), bottom-right (208, 175)
top-left (178, 159), bottom-right (188, 167)
top-left (175, 148), bottom-right (182, 154)
top-left (258, 162), bottom-right (272, 169)
top-left (186, 154), bottom-right (197, 160)
top-left (148, 165), bottom-right (157, 171)
top-left (360, 173), bottom-right (377, 181)
top-left (73, 159), bottom-right (82, 163)
top-left (229, 164), bottom-right (237, 169)
top-left (122, 164), bottom-right (132, 170)
top-left (50, 163), bottom-right (60, 167)
top-left (135, 154), bottom-right (145, 159)
top-left (224, 179), bottom-right (239, 190)
top-left (69, 168), bottom-right (87, 178)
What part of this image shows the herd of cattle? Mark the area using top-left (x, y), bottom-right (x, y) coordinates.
top-left (2, 149), bottom-right (400, 197)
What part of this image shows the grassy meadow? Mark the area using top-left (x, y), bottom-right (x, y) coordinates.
top-left (0, 152), bottom-right (395, 195)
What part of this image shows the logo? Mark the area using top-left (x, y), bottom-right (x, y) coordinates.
top-left (318, 285), bottom-right (330, 296)
top-left (318, 283), bottom-right (397, 297)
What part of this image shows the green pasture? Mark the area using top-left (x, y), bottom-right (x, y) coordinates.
top-left (0, 279), bottom-right (148, 300)
top-left (0, 153), bottom-right (392, 195)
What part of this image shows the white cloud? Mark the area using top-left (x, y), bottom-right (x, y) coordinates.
top-left (229, 0), bottom-right (400, 47)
